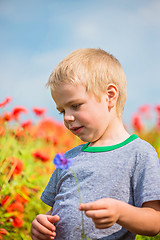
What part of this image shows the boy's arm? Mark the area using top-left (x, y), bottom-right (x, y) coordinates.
top-left (79, 198), bottom-right (160, 236)
top-left (31, 207), bottom-right (60, 240)
top-left (118, 200), bottom-right (160, 236)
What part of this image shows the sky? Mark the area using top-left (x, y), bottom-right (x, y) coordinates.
top-left (0, 0), bottom-right (160, 126)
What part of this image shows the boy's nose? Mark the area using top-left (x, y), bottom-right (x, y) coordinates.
top-left (64, 112), bottom-right (75, 122)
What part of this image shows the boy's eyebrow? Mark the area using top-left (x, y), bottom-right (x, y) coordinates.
top-left (56, 99), bottom-right (83, 110)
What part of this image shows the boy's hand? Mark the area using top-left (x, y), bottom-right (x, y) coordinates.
top-left (31, 214), bottom-right (60, 240)
top-left (79, 198), bottom-right (120, 229)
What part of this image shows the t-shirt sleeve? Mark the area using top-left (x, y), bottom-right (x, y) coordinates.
top-left (40, 145), bottom-right (83, 207)
top-left (132, 142), bottom-right (160, 207)
top-left (40, 168), bottom-right (61, 207)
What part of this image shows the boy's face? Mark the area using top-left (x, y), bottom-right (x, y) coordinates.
top-left (51, 83), bottom-right (112, 145)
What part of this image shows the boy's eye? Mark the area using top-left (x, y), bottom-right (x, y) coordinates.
top-left (72, 104), bottom-right (82, 110)
top-left (57, 103), bottom-right (82, 115)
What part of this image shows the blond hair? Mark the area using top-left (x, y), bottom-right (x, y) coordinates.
top-left (47, 48), bottom-right (127, 117)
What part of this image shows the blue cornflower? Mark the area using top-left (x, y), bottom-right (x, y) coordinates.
top-left (53, 153), bottom-right (73, 170)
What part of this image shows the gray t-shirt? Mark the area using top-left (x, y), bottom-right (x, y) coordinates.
top-left (41, 135), bottom-right (160, 240)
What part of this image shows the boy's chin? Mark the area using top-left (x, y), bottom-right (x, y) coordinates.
top-left (79, 136), bottom-right (94, 143)
top-left (78, 135), bottom-right (89, 143)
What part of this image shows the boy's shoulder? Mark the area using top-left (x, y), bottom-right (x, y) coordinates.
top-left (130, 137), bottom-right (156, 154)
top-left (64, 144), bottom-right (85, 158)
top-left (129, 137), bottom-right (159, 166)
top-left (133, 137), bottom-right (155, 152)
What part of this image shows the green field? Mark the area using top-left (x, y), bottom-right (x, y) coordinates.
top-left (0, 102), bottom-right (160, 240)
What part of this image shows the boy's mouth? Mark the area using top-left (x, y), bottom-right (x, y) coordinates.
top-left (70, 126), bottom-right (83, 134)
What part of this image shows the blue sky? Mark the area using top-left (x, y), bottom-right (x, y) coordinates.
top-left (0, 0), bottom-right (160, 125)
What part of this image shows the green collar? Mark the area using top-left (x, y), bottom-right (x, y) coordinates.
top-left (81, 134), bottom-right (139, 152)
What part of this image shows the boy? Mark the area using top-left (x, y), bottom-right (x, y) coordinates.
top-left (31, 48), bottom-right (160, 240)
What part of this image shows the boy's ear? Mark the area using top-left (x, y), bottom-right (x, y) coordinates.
top-left (106, 83), bottom-right (118, 108)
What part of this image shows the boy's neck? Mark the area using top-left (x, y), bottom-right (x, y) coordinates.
top-left (89, 117), bottom-right (130, 147)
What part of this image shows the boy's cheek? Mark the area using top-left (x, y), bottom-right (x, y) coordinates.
top-left (64, 122), bottom-right (69, 129)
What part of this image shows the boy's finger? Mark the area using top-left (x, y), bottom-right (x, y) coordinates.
top-left (47, 215), bottom-right (60, 224)
top-left (79, 202), bottom-right (95, 211)
top-left (31, 224), bottom-right (56, 239)
top-left (85, 209), bottom-right (108, 219)
top-left (32, 222), bottom-right (54, 236)
top-left (36, 216), bottom-right (56, 232)
top-left (79, 200), bottom-right (105, 211)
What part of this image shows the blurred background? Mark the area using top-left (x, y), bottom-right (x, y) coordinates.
top-left (0, 0), bottom-right (160, 125)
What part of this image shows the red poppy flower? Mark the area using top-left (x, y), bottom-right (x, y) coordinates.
top-left (138, 104), bottom-right (150, 113)
top-left (6, 201), bottom-right (24, 213)
top-left (11, 216), bottom-right (23, 228)
top-left (155, 105), bottom-right (160, 114)
top-left (0, 228), bottom-right (7, 235)
top-left (15, 192), bottom-right (28, 204)
top-left (0, 97), bottom-right (12, 108)
top-left (155, 105), bottom-right (160, 128)
top-left (32, 107), bottom-right (46, 116)
top-left (21, 186), bottom-right (29, 196)
top-left (33, 118), bottom-right (65, 140)
top-left (14, 127), bottom-right (26, 138)
top-left (3, 112), bottom-right (12, 122)
top-left (33, 118), bottom-right (56, 139)
top-left (157, 119), bottom-right (160, 129)
top-left (1, 195), bottom-right (11, 206)
top-left (138, 104), bottom-right (151, 119)
top-left (132, 113), bottom-right (144, 131)
top-left (53, 137), bottom-right (58, 146)
top-left (45, 135), bottom-right (58, 146)
top-left (11, 106), bottom-right (27, 120)
top-left (0, 126), bottom-right (5, 136)
top-left (32, 150), bottom-right (50, 162)
top-left (21, 120), bottom-right (32, 129)
top-left (10, 157), bottom-right (24, 176)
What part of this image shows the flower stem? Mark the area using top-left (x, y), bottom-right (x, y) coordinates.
top-left (69, 167), bottom-right (91, 240)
